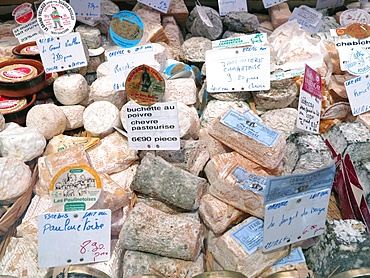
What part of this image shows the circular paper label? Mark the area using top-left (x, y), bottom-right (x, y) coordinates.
top-left (13, 3), bottom-right (34, 24)
top-left (49, 165), bottom-right (101, 211)
top-left (340, 9), bottom-right (370, 27)
top-left (20, 45), bottom-right (39, 54)
top-left (0, 64), bottom-right (37, 82)
top-left (109, 10), bottom-right (144, 48)
top-left (346, 48), bottom-right (370, 75)
top-left (0, 96), bottom-right (27, 114)
top-left (37, 0), bottom-right (76, 37)
top-left (125, 64), bottom-right (165, 106)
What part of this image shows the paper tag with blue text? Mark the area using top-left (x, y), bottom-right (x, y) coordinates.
top-left (345, 74), bottom-right (370, 116)
top-left (37, 32), bottom-right (87, 73)
top-left (231, 166), bottom-right (267, 195)
top-left (13, 18), bottom-right (43, 44)
top-left (262, 0), bottom-right (287, 8)
top-left (289, 5), bottom-right (323, 35)
top-left (231, 217), bottom-right (264, 255)
top-left (70, 0), bottom-right (101, 17)
top-left (218, 0), bottom-right (247, 16)
top-left (38, 209), bottom-right (111, 268)
top-left (220, 108), bottom-right (282, 147)
top-left (107, 45), bottom-right (156, 91)
top-left (205, 46), bottom-right (270, 92)
top-left (138, 0), bottom-right (171, 13)
top-left (316, 0), bottom-right (345, 10)
top-left (263, 164), bottom-right (335, 252)
top-left (212, 33), bottom-right (267, 49)
top-left (272, 247), bottom-right (306, 268)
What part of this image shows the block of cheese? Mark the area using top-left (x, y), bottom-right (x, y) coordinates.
top-left (90, 173), bottom-right (132, 211)
top-left (182, 37), bottom-right (212, 63)
top-left (43, 134), bottom-right (99, 156)
top-left (119, 202), bottom-right (204, 261)
top-left (122, 250), bottom-right (205, 278)
top-left (0, 157), bottom-right (32, 205)
top-left (0, 237), bottom-right (47, 277)
top-left (26, 104), bottom-right (67, 140)
top-left (199, 127), bottom-right (232, 159)
top-left (83, 100), bottom-right (122, 138)
top-left (76, 24), bottom-right (102, 49)
top-left (0, 123), bottom-right (46, 162)
top-left (136, 195), bottom-right (187, 214)
top-left (162, 15), bottom-right (184, 61)
top-left (166, 0), bottom-right (189, 28)
top-left (199, 193), bottom-right (248, 235)
top-left (53, 73), bottom-right (89, 105)
top-left (205, 152), bottom-right (277, 219)
top-left (268, 2), bottom-right (291, 29)
top-left (37, 145), bottom-right (91, 195)
top-left (163, 78), bottom-right (197, 105)
top-left (132, 152), bottom-right (207, 210)
top-left (211, 217), bottom-right (296, 278)
top-left (90, 76), bottom-right (127, 109)
top-left (59, 105), bottom-right (85, 131)
top-left (86, 131), bottom-right (138, 174)
top-left (208, 109), bottom-right (286, 169)
top-left (260, 108), bottom-right (298, 137)
top-left (109, 163), bottom-right (138, 191)
top-left (178, 102), bottom-right (200, 140)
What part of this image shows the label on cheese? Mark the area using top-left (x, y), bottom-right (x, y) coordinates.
top-left (70, 0), bottom-right (101, 17)
top-left (336, 23), bottom-right (370, 39)
top-left (12, 18), bottom-right (43, 44)
top-left (230, 217), bottom-right (263, 255)
top-left (346, 48), bottom-right (370, 75)
top-left (49, 165), bottom-right (101, 211)
top-left (262, 0), bottom-right (287, 8)
top-left (218, 0), bottom-right (247, 16)
top-left (109, 11), bottom-right (143, 49)
top-left (0, 64), bottom-right (37, 82)
top-left (316, 0), bottom-right (345, 10)
top-left (272, 247), bottom-right (306, 268)
top-left (20, 45), bottom-right (40, 54)
top-left (231, 166), bottom-right (266, 195)
top-left (13, 3), bottom-right (34, 24)
top-left (37, 0), bottom-right (76, 37)
top-left (344, 74), bottom-right (370, 116)
top-left (335, 38), bottom-right (370, 71)
top-left (0, 96), bottom-right (28, 114)
top-left (220, 108), bottom-right (282, 147)
top-left (126, 64), bottom-right (165, 106)
top-left (212, 33), bottom-right (267, 49)
top-left (289, 5), bottom-right (323, 35)
top-left (138, 0), bottom-right (171, 13)
top-left (196, 4), bottom-right (213, 27)
top-left (340, 9), bottom-right (370, 27)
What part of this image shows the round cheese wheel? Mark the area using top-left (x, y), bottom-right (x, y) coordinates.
top-left (0, 95), bottom-right (28, 114)
top-left (20, 45), bottom-right (39, 55)
top-left (26, 104), bottom-right (67, 140)
top-left (0, 64), bottom-right (37, 83)
top-left (59, 105), bottom-right (85, 130)
top-left (53, 73), bottom-right (89, 105)
top-left (0, 157), bottom-right (32, 205)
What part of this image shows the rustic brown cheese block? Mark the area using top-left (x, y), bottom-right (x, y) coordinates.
top-left (119, 202), bottom-right (204, 261)
top-left (132, 152), bottom-right (207, 211)
top-left (211, 217), bottom-right (297, 278)
top-left (205, 152), bottom-right (279, 219)
top-left (208, 109), bottom-right (286, 169)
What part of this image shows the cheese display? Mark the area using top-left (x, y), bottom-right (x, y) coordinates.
top-left (2, 0), bottom-right (370, 277)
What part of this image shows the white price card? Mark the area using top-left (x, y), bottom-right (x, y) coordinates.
top-left (12, 18), bottom-right (43, 44)
top-left (137, 0), bottom-right (171, 13)
top-left (38, 209), bottom-right (111, 268)
top-left (262, 0), bottom-right (287, 9)
top-left (334, 38), bottom-right (370, 71)
top-left (205, 46), bottom-right (270, 92)
top-left (289, 5), bottom-right (323, 35)
top-left (218, 0), bottom-right (247, 16)
top-left (316, 0), bottom-right (345, 10)
top-left (212, 33), bottom-right (267, 49)
top-left (125, 102), bottom-right (180, 150)
top-left (345, 74), bottom-right (370, 116)
top-left (70, 0), bottom-right (101, 17)
top-left (263, 164), bottom-right (335, 252)
top-left (37, 32), bottom-right (87, 73)
top-left (107, 45), bottom-right (156, 91)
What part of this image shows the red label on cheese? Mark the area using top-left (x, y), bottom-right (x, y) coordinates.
top-left (1, 67), bottom-right (32, 79)
top-left (0, 96), bottom-right (22, 110)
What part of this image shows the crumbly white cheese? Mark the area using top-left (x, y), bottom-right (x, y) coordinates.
top-left (53, 73), bottom-right (89, 105)
top-left (59, 105), bottom-right (85, 130)
top-left (90, 75), bottom-right (127, 109)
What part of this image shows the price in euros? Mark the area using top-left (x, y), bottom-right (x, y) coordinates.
top-left (80, 239), bottom-right (109, 261)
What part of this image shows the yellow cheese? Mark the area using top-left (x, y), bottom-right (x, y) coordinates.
top-left (0, 64), bottom-right (37, 83)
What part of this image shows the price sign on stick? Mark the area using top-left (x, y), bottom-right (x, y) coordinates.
top-left (70, 0), bottom-right (101, 17)
top-left (263, 164), bottom-right (335, 252)
top-left (38, 209), bottom-right (111, 268)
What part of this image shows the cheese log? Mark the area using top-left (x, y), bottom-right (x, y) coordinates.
top-left (0, 157), bottom-right (32, 205)
top-left (162, 15), bottom-right (184, 61)
top-left (59, 105), bottom-right (85, 131)
top-left (53, 73), bottom-right (89, 105)
top-left (0, 237), bottom-right (47, 277)
top-left (199, 127), bottom-right (232, 159)
top-left (86, 131), bottom-right (138, 174)
top-left (208, 110), bottom-right (286, 170)
top-left (132, 152), bottom-right (207, 210)
top-left (205, 152), bottom-right (277, 219)
top-left (83, 100), bottom-right (122, 138)
top-left (90, 76), bottom-right (127, 109)
top-left (139, 139), bottom-right (209, 176)
top-left (109, 163), bottom-right (138, 191)
top-left (0, 124), bottom-right (46, 162)
top-left (26, 104), bottom-right (67, 140)
top-left (37, 145), bottom-right (91, 195)
top-left (163, 78), bottom-right (197, 105)
top-left (119, 202), bottom-right (203, 261)
top-left (90, 173), bottom-right (132, 211)
top-left (268, 3), bottom-right (291, 29)
top-left (178, 102), bottom-right (200, 140)
top-left (122, 250), bottom-right (205, 278)
top-left (137, 195), bottom-right (187, 214)
top-left (199, 193), bottom-right (248, 235)
top-left (211, 217), bottom-right (295, 278)
top-left (0, 112), bottom-right (4, 132)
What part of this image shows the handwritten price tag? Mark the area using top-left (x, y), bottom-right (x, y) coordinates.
top-left (70, 0), bottom-right (101, 17)
top-left (263, 164), bottom-right (335, 252)
top-left (38, 210), bottom-right (111, 268)
top-left (345, 74), bottom-right (370, 116)
top-left (36, 32), bottom-right (87, 73)
top-left (137, 0), bottom-right (171, 13)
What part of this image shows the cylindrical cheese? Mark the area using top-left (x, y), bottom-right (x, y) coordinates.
top-left (53, 73), bottom-right (89, 105)
top-left (90, 76), bottom-right (127, 109)
top-left (59, 105), bottom-right (85, 131)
